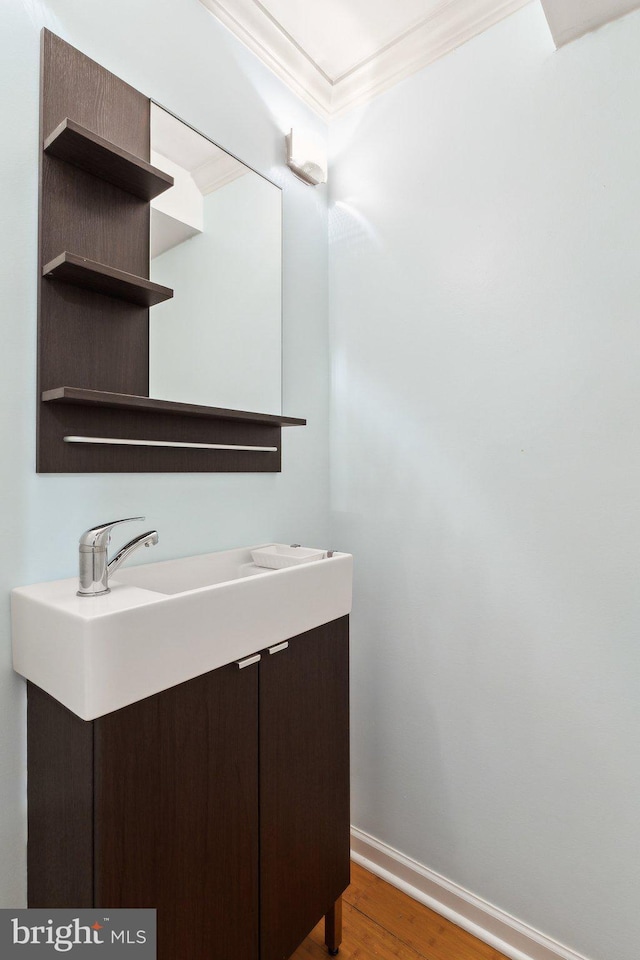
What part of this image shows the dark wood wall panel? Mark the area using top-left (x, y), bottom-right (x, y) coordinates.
top-left (38, 403), bottom-right (281, 472)
top-left (39, 289), bottom-right (149, 396)
top-left (42, 164), bottom-right (149, 274)
top-left (37, 30), bottom-right (294, 472)
top-left (41, 31), bottom-right (149, 159)
top-left (38, 30), bottom-right (152, 470)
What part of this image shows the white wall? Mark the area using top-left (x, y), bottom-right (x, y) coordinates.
top-left (0, 0), bottom-right (328, 908)
top-left (329, 5), bottom-right (640, 960)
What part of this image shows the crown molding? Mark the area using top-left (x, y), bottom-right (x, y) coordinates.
top-left (331, 0), bottom-right (533, 117)
top-left (198, 0), bottom-right (333, 119)
top-left (199, 0), bottom-right (533, 120)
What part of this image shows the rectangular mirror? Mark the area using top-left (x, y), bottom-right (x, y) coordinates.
top-left (149, 104), bottom-right (282, 415)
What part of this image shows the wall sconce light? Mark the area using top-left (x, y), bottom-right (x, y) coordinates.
top-left (286, 128), bottom-right (327, 186)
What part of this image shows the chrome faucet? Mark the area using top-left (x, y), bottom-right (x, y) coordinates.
top-left (77, 517), bottom-right (159, 597)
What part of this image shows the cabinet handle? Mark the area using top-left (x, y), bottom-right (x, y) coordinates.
top-left (268, 642), bottom-right (289, 655)
top-left (237, 654), bottom-right (261, 669)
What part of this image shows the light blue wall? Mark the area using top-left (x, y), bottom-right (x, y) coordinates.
top-left (0, 0), bottom-right (328, 907)
top-left (330, 6), bottom-right (640, 960)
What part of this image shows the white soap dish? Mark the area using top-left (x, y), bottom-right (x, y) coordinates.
top-left (251, 544), bottom-right (326, 569)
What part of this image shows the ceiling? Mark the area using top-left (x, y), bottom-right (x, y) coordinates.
top-left (198, 0), bottom-right (640, 118)
top-left (260, 0), bottom-right (465, 82)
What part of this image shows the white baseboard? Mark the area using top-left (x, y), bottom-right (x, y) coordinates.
top-left (350, 827), bottom-right (591, 960)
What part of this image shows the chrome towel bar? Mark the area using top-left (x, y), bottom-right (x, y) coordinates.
top-left (64, 436), bottom-right (277, 452)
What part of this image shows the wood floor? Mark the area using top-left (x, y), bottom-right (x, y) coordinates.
top-left (289, 862), bottom-right (509, 960)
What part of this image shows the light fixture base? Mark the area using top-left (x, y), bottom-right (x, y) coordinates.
top-left (286, 129), bottom-right (327, 186)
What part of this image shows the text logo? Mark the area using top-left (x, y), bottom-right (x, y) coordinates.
top-left (1, 909), bottom-right (156, 957)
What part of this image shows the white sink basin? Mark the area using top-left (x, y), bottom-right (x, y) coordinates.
top-left (11, 544), bottom-right (352, 721)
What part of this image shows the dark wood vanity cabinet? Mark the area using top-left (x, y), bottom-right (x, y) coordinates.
top-left (27, 616), bottom-right (349, 960)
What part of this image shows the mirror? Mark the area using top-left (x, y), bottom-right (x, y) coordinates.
top-left (149, 104), bottom-right (282, 415)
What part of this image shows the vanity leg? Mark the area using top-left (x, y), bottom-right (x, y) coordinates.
top-left (324, 897), bottom-right (342, 956)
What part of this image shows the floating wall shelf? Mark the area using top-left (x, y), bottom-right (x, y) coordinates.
top-left (44, 118), bottom-right (174, 200)
top-left (42, 387), bottom-right (307, 427)
top-left (43, 252), bottom-right (174, 307)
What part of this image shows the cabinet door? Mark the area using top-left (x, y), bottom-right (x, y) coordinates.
top-left (259, 616), bottom-right (350, 960)
top-left (93, 660), bottom-right (260, 960)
